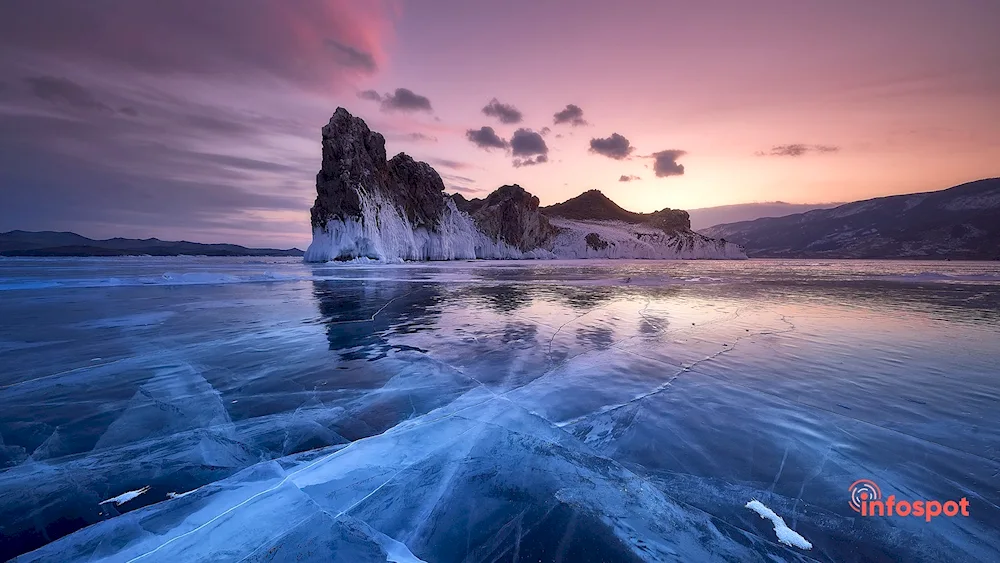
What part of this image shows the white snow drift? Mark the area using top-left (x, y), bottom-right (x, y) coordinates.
top-left (745, 499), bottom-right (813, 550)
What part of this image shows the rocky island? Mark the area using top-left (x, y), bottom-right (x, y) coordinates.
top-left (305, 108), bottom-right (746, 262)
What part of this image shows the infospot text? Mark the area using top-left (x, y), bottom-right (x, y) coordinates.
top-left (849, 479), bottom-right (970, 522)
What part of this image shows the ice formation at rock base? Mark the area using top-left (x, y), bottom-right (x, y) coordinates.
top-left (305, 187), bottom-right (746, 262)
top-left (305, 191), bottom-right (547, 262)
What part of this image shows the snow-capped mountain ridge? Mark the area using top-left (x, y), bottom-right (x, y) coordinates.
top-left (702, 178), bottom-right (1000, 259)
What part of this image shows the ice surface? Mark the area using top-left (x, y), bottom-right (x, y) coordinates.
top-left (2, 257), bottom-right (999, 561)
top-left (875, 271), bottom-right (1000, 283)
top-left (745, 500), bottom-right (812, 550)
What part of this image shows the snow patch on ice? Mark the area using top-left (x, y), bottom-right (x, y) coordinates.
top-left (745, 499), bottom-right (812, 550)
top-left (100, 486), bottom-right (150, 506)
top-left (379, 534), bottom-right (428, 563)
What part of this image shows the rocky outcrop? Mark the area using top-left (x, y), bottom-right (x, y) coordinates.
top-left (585, 233), bottom-right (610, 251)
top-left (305, 108), bottom-right (745, 262)
top-left (537, 188), bottom-right (744, 259)
top-left (310, 107), bottom-right (446, 231)
top-left (541, 189), bottom-right (690, 233)
top-left (452, 185), bottom-right (556, 252)
top-left (386, 154), bottom-right (448, 230)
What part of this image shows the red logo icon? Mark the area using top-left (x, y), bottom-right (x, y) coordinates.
top-left (848, 479), bottom-right (881, 513)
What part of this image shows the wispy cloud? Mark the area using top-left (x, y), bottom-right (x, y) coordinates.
top-left (755, 144), bottom-right (840, 157)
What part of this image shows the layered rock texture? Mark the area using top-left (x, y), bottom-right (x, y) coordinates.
top-left (305, 108), bottom-right (746, 262)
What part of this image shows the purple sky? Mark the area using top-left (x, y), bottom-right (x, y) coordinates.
top-left (1, 1), bottom-right (998, 248)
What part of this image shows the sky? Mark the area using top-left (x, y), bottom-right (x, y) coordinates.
top-left (1, 0), bottom-right (998, 248)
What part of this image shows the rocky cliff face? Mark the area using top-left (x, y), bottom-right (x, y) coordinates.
top-left (305, 108), bottom-right (745, 262)
top-left (452, 185), bottom-right (556, 252)
top-left (310, 108), bottom-right (446, 231)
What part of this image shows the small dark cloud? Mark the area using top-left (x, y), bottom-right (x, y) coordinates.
top-left (510, 128), bottom-right (548, 157)
top-left (325, 40), bottom-right (377, 72)
top-left (553, 104), bottom-right (587, 126)
top-left (513, 154), bottom-right (548, 168)
top-left (25, 76), bottom-right (112, 112)
top-left (357, 89), bottom-right (382, 102)
top-left (481, 98), bottom-right (523, 124)
top-left (466, 126), bottom-right (508, 150)
top-left (555, 133), bottom-right (564, 139)
top-left (755, 144), bottom-right (840, 157)
top-left (619, 174), bottom-right (641, 182)
top-left (540, 126), bottom-right (551, 136)
top-left (380, 88), bottom-right (432, 113)
top-left (510, 129), bottom-right (549, 168)
top-left (589, 133), bottom-right (633, 160)
top-left (650, 150), bottom-right (687, 177)
top-left (429, 158), bottom-right (473, 170)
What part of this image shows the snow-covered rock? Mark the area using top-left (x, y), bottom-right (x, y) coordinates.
top-left (550, 218), bottom-right (747, 259)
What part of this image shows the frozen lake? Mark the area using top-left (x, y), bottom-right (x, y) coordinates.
top-left (1, 257), bottom-right (999, 562)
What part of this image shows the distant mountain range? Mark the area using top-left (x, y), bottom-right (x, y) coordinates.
top-left (0, 231), bottom-right (304, 257)
top-left (701, 178), bottom-right (1000, 259)
top-left (687, 202), bottom-right (842, 231)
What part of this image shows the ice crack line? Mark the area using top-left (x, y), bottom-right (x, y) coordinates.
top-left (323, 287), bottom-right (421, 327)
top-left (125, 420), bottom-right (479, 562)
top-left (556, 313), bottom-right (797, 428)
top-left (545, 304), bottom-right (608, 360)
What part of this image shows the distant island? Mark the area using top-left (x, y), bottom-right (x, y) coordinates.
top-left (0, 231), bottom-right (303, 257)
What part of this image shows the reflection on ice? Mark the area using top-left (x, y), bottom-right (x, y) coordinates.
top-left (1, 258), bottom-right (998, 561)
